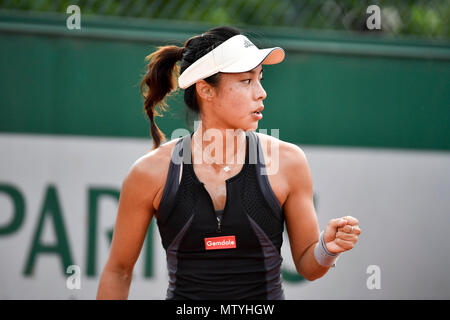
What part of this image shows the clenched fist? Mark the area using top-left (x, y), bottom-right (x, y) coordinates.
top-left (324, 216), bottom-right (361, 254)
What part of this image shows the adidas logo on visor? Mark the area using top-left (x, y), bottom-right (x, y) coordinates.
top-left (243, 39), bottom-right (255, 48)
top-left (177, 34), bottom-right (284, 89)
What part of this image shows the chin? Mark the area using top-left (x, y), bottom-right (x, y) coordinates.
top-left (228, 119), bottom-right (259, 132)
top-left (242, 122), bottom-right (259, 132)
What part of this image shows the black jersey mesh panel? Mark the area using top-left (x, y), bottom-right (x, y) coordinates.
top-left (241, 164), bottom-right (284, 252)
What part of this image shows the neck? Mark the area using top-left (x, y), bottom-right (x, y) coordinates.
top-left (191, 121), bottom-right (246, 169)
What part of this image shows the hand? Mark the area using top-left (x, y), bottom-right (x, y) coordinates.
top-left (323, 216), bottom-right (361, 254)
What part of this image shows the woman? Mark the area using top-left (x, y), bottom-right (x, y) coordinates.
top-left (97, 26), bottom-right (361, 300)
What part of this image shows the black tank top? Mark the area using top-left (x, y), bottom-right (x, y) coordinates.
top-left (156, 130), bottom-right (285, 300)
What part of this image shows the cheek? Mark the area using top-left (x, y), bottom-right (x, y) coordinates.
top-left (226, 85), bottom-right (248, 102)
top-left (217, 84), bottom-right (251, 116)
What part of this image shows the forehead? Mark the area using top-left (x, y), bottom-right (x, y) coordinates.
top-left (221, 65), bottom-right (264, 78)
top-left (244, 64), bottom-right (264, 74)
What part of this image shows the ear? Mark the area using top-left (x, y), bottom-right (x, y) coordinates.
top-left (195, 80), bottom-right (215, 101)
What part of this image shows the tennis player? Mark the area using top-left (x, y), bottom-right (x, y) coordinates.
top-left (97, 26), bottom-right (361, 300)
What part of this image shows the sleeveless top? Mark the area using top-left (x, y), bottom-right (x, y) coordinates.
top-left (156, 130), bottom-right (285, 300)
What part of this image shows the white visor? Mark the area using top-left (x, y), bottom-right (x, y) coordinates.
top-left (178, 34), bottom-right (285, 89)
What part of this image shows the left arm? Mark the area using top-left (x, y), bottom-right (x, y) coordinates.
top-left (281, 143), bottom-right (361, 281)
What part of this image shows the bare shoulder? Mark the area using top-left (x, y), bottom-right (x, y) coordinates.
top-left (123, 137), bottom-right (182, 208)
top-left (254, 131), bottom-right (310, 187)
top-left (254, 131), bottom-right (307, 166)
top-left (130, 138), bottom-right (181, 176)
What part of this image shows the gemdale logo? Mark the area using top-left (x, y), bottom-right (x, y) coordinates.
top-left (205, 236), bottom-right (237, 250)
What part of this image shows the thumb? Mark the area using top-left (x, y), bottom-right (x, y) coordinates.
top-left (324, 218), bottom-right (347, 242)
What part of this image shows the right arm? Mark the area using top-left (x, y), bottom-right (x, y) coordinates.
top-left (96, 156), bottom-right (159, 299)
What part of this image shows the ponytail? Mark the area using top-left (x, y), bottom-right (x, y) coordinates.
top-left (140, 45), bottom-right (184, 150)
top-left (140, 26), bottom-right (241, 150)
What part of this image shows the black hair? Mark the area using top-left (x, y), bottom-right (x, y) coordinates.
top-left (140, 26), bottom-right (242, 150)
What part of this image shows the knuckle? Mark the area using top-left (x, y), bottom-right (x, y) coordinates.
top-left (330, 218), bottom-right (340, 226)
top-left (345, 215), bottom-right (358, 224)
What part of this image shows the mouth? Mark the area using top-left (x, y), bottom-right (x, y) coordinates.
top-left (252, 106), bottom-right (264, 120)
top-left (252, 106), bottom-right (264, 115)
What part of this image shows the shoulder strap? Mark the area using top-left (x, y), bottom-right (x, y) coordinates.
top-left (157, 135), bottom-right (188, 224)
top-left (246, 130), bottom-right (259, 165)
top-left (250, 131), bottom-right (283, 216)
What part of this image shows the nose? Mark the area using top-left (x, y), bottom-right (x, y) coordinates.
top-left (255, 81), bottom-right (267, 101)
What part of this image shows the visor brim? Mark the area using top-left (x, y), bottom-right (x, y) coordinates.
top-left (220, 47), bottom-right (285, 73)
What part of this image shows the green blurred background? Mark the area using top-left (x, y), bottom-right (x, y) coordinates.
top-left (0, 0), bottom-right (449, 150)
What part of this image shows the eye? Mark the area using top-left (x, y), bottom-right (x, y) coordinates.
top-left (242, 79), bottom-right (251, 84)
